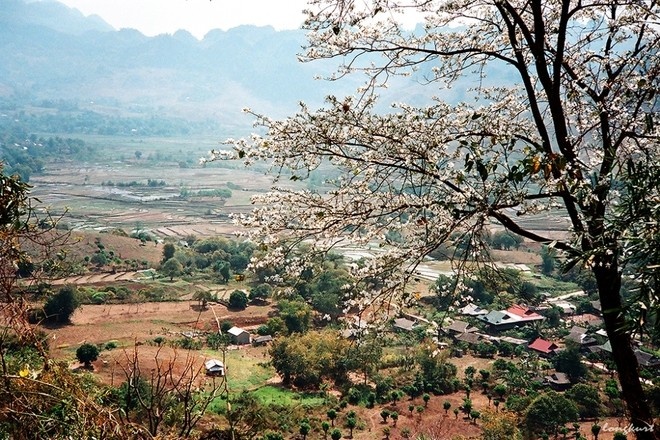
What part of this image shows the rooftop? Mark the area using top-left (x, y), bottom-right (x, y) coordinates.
top-left (528, 338), bottom-right (559, 354)
top-left (393, 317), bottom-right (417, 331)
top-left (460, 303), bottom-right (489, 316)
top-left (444, 320), bottom-right (478, 334)
top-left (478, 310), bottom-right (515, 326)
top-left (227, 326), bottom-right (248, 336)
top-left (506, 305), bottom-right (544, 321)
top-left (204, 359), bottom-right (224, 369)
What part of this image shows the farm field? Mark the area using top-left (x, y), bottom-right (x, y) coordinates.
top-left (29, 134), bottom-right (284, 236)
top-left (30, 134), bottom-right (573, 243)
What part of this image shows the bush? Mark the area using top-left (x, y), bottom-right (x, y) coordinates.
top-left (346, 387), bottom-right (366, 405)
top-left (565, 383), bottom-right (602, 419)
top-left (177, 338), bottom-right (202, 350)
top-left (474, 342), bottom-right (497, 358)
top-left (229, 290), bottom-right (248, 310)
top-left (256, 325), bottom-right (270, 336)
top-left (250, 283), bottom-right (272, 302)
top-left (44, 285), bottom-right (80, 324)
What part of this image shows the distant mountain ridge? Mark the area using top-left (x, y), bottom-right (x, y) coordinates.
top-left (0, 0), bottom-right (497, 134)
top-left (1, 0), bottom-right (114, 35)
top-left (0, 0), bottom-right (352, 132)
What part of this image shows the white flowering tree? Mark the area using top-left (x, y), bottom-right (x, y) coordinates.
top-left (211, 1), bottom-right (659, 435)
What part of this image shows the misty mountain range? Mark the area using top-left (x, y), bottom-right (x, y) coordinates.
top-left (0, 0), bottom-right (495, 135)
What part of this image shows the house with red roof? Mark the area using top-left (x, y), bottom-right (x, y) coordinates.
top-left (528, 338), bottom-right (560, 357)
top-left (507, 305), bottom-right (545, 322)
top-left (478, 304), bottom-right (545, 331)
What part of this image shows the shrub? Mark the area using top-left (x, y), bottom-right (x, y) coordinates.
top-left (221, 321), bottom-right (234, 333)
top-left (256, 325), bottom-right (270, 336)
top-left (177, 338), bottom-right (202, 350)
top-left (44, 285), bottom-right (80, 324)
top-left (228, 290), bottom-right (248, 310)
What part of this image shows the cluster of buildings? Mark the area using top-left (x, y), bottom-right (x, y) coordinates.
top-left (390, 293), bottom-right (660, 388)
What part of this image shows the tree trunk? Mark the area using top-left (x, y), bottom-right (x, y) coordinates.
top-left (593, 261), bottom-right (658, 440)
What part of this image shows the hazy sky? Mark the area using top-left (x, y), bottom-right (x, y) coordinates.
top-left (55, 0), bottom-right (311, 39)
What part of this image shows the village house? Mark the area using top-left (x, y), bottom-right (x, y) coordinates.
top-left (541, 299), bottom-right (576, 315)
top-left (588, 340), bottom-right (613, 356)
top-left (634, 349), bottom-right (660, 369)
top-left (252, 335), bottom-right (273, 346)
top-left (506, 305), bottom-right (545, 322)
top-left (227, 326), bottom-right (251, 345)
top-left (564, 326), bottom-right (598, 349)
top-left (204, 359), bottom-right (225, 376)
top-left (459, 303), bottom-right (489, 317)
top-left (528, 338), bottom-right (560, 357)
top-left (443, 319), bottom-right (479, 335)
top-left (477, 304), bottom-right (544, 331)
top-left (478, 310), bottom-right (518, 330)
top-left (392, 317), bottom-right (418, 332)
top-left (544, 371), bottom-right (571, 390)
top-left (570, 313), bottom-right (604, 327)
top-left (455, 332), bottom-right (484, 345)
top-left (488, 335), bottom-right (528, 347)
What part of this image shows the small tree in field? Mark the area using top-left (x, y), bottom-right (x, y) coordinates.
top-left (160, 258), bottom-right (183, 281)
top-left (493, 384), bottom-right (507, 400)
top-left (214, 1), bottom-right (660, 435)
top-left (327, 409), bottom-right (337, 427)
top-left (423, 393), bottom-right (430, 407)
top-left (541, 246), bottom-right (556, 275)
top-left (346, 416), bottom-right (357, 437)
top-left (193, 291), bottom-right (213, 310)
top-left (300, 422), bottom-right (311, 440)
top-left (76, 343), bottom-right (99, 369)
top-left (462, 398), bottom-right (473, 417)
top-left (592, 424), bottom-right (602, 440)
top-left (162, 243), bottom-right (175, 263)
